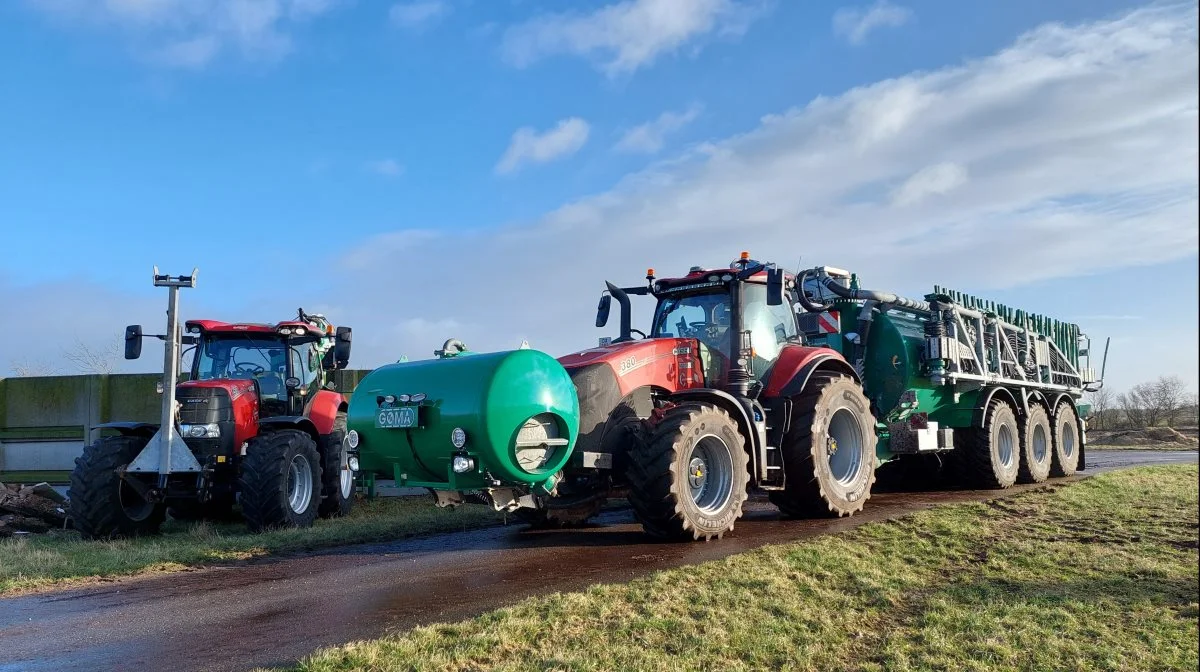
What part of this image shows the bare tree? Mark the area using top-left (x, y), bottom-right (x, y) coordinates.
top-left (1087, 387), bottom-right (1114, 430)
top-left (8, 359), bottom-right (59, 377)
top-left (61, 335), bottom-right (121, 375)
top-left (1116, 375), bottom-right (1190, 428)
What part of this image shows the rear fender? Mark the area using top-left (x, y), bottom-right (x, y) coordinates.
top-left (772, 354), bottom-right (861, 400)
top-left (259, 416), bottom-right (321, 444)
top-left (92, 422), bottom-right (158, 439)
top-left (973, 387), bottom-right (1021, 426)
top-left (669, 389), bottom-right (762, 484)
top-left (304, 389), bottom-right (346, 435)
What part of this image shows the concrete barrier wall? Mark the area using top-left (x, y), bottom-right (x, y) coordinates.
top-left (0, 371), bottom-right (370, 472)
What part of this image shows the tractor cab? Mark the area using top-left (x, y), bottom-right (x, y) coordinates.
top-left (647, 256), bottom-right (801, 386)
top-left (185, 317), bottom-right (342, 418)
top-left (597, 252), bottom-right (797, 392)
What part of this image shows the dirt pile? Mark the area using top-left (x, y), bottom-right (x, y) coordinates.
top-left (0, 482), bottom-right (70, 537)
top-left (1090, 426), bottom-right (1199, 448)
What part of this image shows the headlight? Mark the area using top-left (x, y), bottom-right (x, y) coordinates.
top-left (450, 427), bottom-right (467, 449)
top-left (180, 423), bottom-right (220, 438)
top-left (347, 455), bottom-right (360, 472)
top-left (452, 455), bottom-right (475, 473)
top-left (346, 430), bottom-right (359, 449)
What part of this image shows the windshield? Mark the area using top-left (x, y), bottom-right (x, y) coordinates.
top-left (652, 283), bottom-right (798, 381)
top-left (192, 336), bottom-right (318, 409)
top-left (652, 290), bottom-right (734, 356)
top-left (741, 283), bottom-right (799, 376)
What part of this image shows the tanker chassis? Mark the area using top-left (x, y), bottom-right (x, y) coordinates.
top-left (346, 254), bottom-right (1104, 540)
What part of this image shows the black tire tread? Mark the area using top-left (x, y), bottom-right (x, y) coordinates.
top-left (317, 412), bottom-right (353, 518)
top-left (239, 429), bottom-right (321, 532)
top-left (1017, 403), bottom-right (1052, 484)
top-left (770, 373), bottom-right (876, 519)
top-left (962, 397), bottom-right (1017, 489)
top-left (626, 402), bottom-right (747, 541)
top-left (1050, 401), bottom-right (1082, 477)
top-left (68, 435), bottom-right (165, 540)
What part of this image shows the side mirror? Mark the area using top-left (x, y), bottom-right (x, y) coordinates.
top-left (124, 325), bottom-right (143, 360)
top-left (595, 294), bottom-right (612, 328)
top-left (333, 326), bottom-right (352, 369)
top-left (766, 268), bottom-right (784, 307)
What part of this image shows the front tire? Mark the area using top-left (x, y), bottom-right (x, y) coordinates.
top-left (318, 412), bottom-right (354, 519)
top-left (769, 374), bottom-right (877, 518)
top-left (1017, 403), bottom-right (1052, 484)
top-left (1050, 402), bottom-right (1082, 477)
top-left (239, 429), bottom-right (321, 532)
top-left (626, 403), bottom-right (749, 541)
top-left (68, 435), bottom-right (165, 540)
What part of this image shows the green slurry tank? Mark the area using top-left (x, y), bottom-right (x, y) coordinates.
top-left (346, 340), bottom-right (580, 506)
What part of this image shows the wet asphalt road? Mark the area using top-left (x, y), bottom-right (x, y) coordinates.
top-left (1, 449), bottom-right (1195, 672)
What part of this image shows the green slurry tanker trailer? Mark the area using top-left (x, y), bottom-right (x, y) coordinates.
top-left (345, 253), bottom-right (1105, 541)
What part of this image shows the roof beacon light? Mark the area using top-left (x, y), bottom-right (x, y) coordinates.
top-left (740, 251), bottom-right (751, 261)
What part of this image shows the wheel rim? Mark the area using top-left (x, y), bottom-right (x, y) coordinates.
top-left (119, 480), bottom-right (155, 522)
top-left (287, 453), bottom-right (314, 514)
top-left (997, 422), bottom-right (1015, 468)
top-left (827, 408), bottom-right (865, 485)
top-left (1063, 421), bottom-right (1076, 458)
top-left (339, 444), bottom-right (354, 500)
top-left (1033, 423), bottom-right (1048, 463)
top-left (686, 434), bottom-right (734, 514)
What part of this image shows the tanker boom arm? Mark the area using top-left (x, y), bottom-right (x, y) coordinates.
top-left (798, 267), bottom-right (1099, 399)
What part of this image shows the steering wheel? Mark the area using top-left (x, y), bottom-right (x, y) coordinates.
top-left (235, 361), bottom-right (265, 375)
top-left (689, 321), bottom-right (720, 339)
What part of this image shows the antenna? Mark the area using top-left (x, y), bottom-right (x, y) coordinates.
top-left (1099, 336), bottom-right (1110, 384)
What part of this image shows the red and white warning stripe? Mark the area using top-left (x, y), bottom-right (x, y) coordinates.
top-left (818, 311), bottom-right (840, 334)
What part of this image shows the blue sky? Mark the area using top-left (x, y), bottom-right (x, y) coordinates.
top-left (0, 0), bottom-right (1196, 394)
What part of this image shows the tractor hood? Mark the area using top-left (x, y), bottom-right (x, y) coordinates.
top-left (558, 337), bottom-right (706, 397)
top-left (177, 378), bottom-right (257, 401)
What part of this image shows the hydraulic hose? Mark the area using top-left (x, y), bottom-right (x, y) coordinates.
top-left (816, 275), bottom-right (930, 313)
top-left (796, 269), bottom-right (833, 312)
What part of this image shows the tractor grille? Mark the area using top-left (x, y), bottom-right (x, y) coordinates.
top-left (177, 386), bottom-right (233, 424)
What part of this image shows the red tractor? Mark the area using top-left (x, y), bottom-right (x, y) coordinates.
top-left (68, 268), bottom-right (356, 539)
top-left (524, 252), bottom-right (877, 540)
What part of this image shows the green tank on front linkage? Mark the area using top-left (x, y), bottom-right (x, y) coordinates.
top-left (346, 345), bottom-right (580, 496)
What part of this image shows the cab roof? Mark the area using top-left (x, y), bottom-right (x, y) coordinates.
top-left (185, 319), bottom-right (328, 336)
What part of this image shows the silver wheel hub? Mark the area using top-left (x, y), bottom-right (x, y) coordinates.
top-left (339, 444), bottom-right (354, 500)
top-left (998, 423), bottom-right (1015, 468)
top-left (687, 434), bottom-right (734, 514)
top-left (827, 409), bottom-right (864, 485)
top-left (287, 453), bottom-right (314, 514)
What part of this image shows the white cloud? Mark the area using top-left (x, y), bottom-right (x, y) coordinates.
top-left (833, 0), bottom-right (913, 45)
top-left (24, 0), bottom-right (341, 68)
top-left (388, 1), bottom-right (449, 29)
top-left (367, 158), bottom-right (404, 177)
top-left (325, 3), bottom-right (1197, 392)
top-left (495, 118), bottom-right (591, 175)
top-left (501, 0), bottom-right (763, 76)
top-left (615, 104), bottom-right (703, 154)
top-left (891, 162), bottom-right (968, 206)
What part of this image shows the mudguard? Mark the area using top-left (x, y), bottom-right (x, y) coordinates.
top-left (304, 389), bottom-right (346, 435)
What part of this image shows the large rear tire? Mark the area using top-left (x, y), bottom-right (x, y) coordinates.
top-left (1017, 403), bottom-right (1053, 484)
top-left (1050, 401), bottom-right (1082, 477)
top-left (626, 403), bottom-right (749, 541)
top-left (318, 412), bottom-right (354, 519)
top-left (68, 435), bottom-right (165, 540)
top-left (961, 396), bottom-right (1020, 488)
top-left (769, 374), bottom-right (877, 518)
top-left (239, 429), bottom-right (321, 532)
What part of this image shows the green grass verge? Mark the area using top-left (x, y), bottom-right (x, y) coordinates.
top-left (1, 496), bottom-right (505, 596)
top-left (291, 465), bottom-right (1200, 672)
